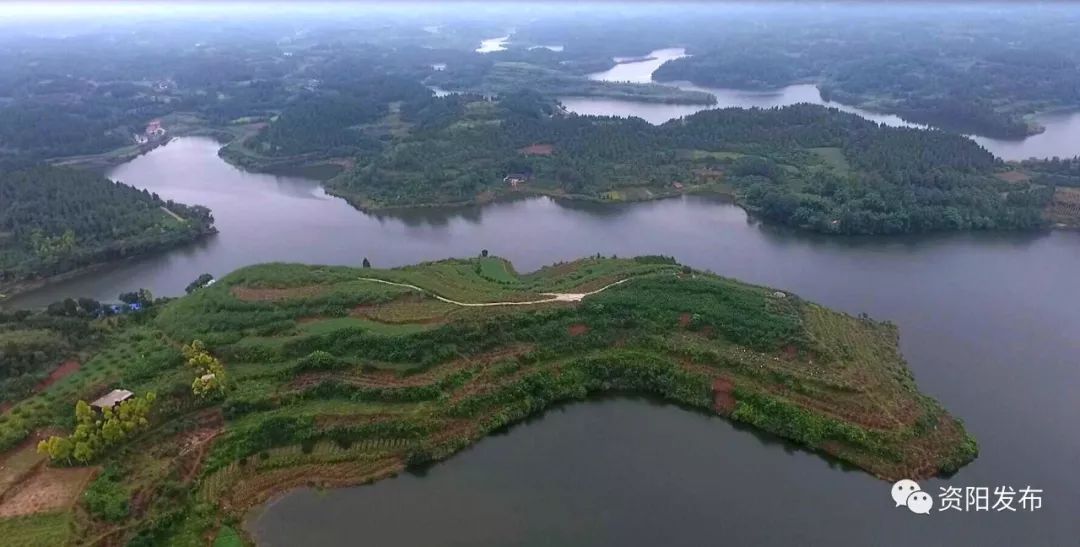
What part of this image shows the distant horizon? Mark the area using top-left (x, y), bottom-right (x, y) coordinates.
top-left (3, 0), bottom-right (1077, 21)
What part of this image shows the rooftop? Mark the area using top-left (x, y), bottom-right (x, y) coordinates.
top-left (90, 389), bottom-right (134, 409)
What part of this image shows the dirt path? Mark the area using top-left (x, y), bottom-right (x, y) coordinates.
top-left (159, 206), bottom-right (185, 222)
top-left (356, 277), bottom-right (632, 307)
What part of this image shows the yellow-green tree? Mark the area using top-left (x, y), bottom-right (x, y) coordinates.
top-left (37, 436), bottom-right (74, 463)
top-left (37, 393), bottom-right (156, 464)
top-left (182, 340), bottom-right (226, 398)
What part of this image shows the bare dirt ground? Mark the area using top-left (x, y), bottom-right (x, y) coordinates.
top-left (0, 466), bottom-right (96, 517)
top-left (994, 170), bottom-right (1031, 183)
top-left (712, 377), bottom-right (737, 415)
top-left (1, 360), bottom-right (81, 414)
top-left (519, 143), bottom-right (554, 156)
top-left (678, 312), bottom-right (692, 328)
top-left (35, 360), bottom-right (81, 392)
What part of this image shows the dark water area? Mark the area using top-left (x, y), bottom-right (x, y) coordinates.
top-left (9, 138), bottom-right (1079, 545)
top-left (562, 48), bottom-right (1080, 161)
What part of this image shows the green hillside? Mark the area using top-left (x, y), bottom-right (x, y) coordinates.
top-left (0, 256), bottom-right (976, 544)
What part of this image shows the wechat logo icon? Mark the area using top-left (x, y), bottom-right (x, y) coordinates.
top-left (892, 479), bottom-right (933, 515)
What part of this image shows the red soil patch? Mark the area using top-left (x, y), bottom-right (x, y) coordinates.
top-left (35, 359), bottom-right (80, 392)
top-left (519, 143), bottom-right (554, 156)
top-left (0, 465), bottom-right (97, 517)
top-left (712, 377), bottom-right (737, 415)
top-left (230, 285), bottom-right (326, 302)
top-left (567, 323), bottom-right (590, 337)
top-left (995, 170), bottom-right (1030, 184)
top-left (1, 360), bottom-right (81, 413)
top-left (678, 312), bottom-right (692, 328)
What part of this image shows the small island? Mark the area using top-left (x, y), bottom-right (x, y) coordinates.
top-left (0, 256), bottom-right (976, 544)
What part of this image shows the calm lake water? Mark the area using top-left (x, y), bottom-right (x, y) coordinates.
top-left (13, 139), bottom-right (1080, 545)
top-left (563, 47), bottom-right (1080, 161)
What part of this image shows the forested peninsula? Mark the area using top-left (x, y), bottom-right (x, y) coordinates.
top-left (0, 256), bottom-right (977, 544)
top-left (0, 167), bottom-right (215, 298)
top-left (326, 93), bottom-right (1055, 235)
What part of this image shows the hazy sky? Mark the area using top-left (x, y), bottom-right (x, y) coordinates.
top-left (1, 1), bottom-right (1069, 23)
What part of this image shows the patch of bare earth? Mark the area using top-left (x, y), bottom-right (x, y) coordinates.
top-left (1, 361), bottom-right (81, 414)
top-left (0, 466), bottom-right (97, 517)
top-left (712, 377), bottom-right (736, 415)
top-left (677, 312), bottom-right (692, 328)
top-left (0, 435), bottom-right (50, 497)
top-left (567, 323), bottom-right (589, 337)
top-left (36, 359), bottom-right (80, 392)
top-left (230, 285), bottom-right (327, 302)
top-left (995, 170), bottom-right (1031, 183)
top-left (519, 143), bottom-right (554, 156)
top-left (176, 413), bottom-right (225, 484)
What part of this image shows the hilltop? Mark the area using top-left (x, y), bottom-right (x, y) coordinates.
top-left (0, 256), bottom-right (976, 544)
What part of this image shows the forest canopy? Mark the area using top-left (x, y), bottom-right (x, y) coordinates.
top-left (328, 94), bottom-right (1051, 235)
top-left (0, 167), bottom-right (215, 289)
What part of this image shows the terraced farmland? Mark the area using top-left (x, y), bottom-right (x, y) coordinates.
top-left (0, 255), bottom-right (976, 544)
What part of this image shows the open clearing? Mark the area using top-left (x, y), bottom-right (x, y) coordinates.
top-left (0, 466), bottom-right (96, 517)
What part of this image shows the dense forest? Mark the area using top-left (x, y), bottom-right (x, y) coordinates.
top-left (247, 76), bottom-right (433, 157)
top-left (328, 93), bottom-right (1051, 235)
top-left (0, 167), bottom-right (215, 290)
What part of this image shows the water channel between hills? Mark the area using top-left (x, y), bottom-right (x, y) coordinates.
top-left (10, 136), bottom-right (1070, 546)
top-left (559, 47), bottom-right (1080, 161)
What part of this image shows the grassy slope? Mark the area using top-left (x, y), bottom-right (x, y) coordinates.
top-left (0, 256), bottom-right (976, 544)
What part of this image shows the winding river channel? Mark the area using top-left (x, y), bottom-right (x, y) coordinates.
top-left (5, 137), bottom-right (1074, 545)
top-left (561, 47), bottom-right (1080, 161)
